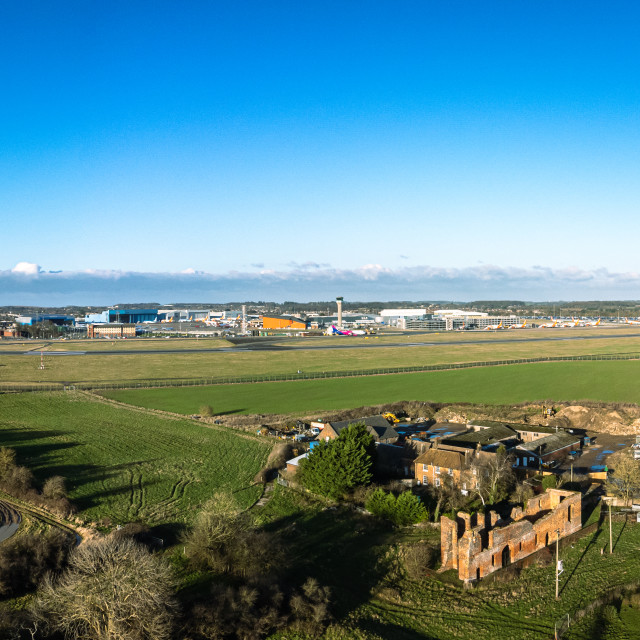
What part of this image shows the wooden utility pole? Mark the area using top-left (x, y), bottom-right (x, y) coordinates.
top-left (556, 529), bottom-right (560, 600)
top-left (608, 499), bottom-right (613, 554)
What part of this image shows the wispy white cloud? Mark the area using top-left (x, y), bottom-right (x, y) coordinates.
top-left (1, 263), bottom-right (639, 305)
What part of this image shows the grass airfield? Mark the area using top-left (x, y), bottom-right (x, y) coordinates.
top-left (101, 359), bottom-right (640, 416)
top-left (1, 326), bottom-right (639, 385)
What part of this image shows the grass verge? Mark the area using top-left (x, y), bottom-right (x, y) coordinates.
top-left (101, 360), bottom-right (640, 416)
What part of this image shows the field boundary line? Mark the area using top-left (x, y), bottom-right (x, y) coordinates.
top-left (0, 491), bottom-right (87, 544)
top-left (3, 351), bottom-right (640, 392)
top-left (74, 390), bottom-right (270, 444)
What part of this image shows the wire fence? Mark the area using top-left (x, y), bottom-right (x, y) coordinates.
top-left (2, 351), bottom-right (640, 394)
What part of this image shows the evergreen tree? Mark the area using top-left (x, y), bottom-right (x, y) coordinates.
top-left (298, 423), bottom-right (375, 499)
top-left (365, 488), bottom-right (427, 526)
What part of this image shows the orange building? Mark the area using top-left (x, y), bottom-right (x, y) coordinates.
top-left (261, 315), bottom-right (307, 330)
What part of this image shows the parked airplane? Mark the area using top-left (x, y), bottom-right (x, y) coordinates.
top-left (326, 325), bottom-right (366, 336)
top-left (538, 318), bottom-right (558, 328)
top-left (558, 318), bottom-right (579, 328)
top-left (625, 318), bottom-right (640, 325)
top-left (507, 319), bottom-right (527, 329)
top-left (484, 321), bottom-right (503, 331)
top-left (326, 325), bottom-right (352, 335)
top-left (582, 318), bottom-right (601, 327)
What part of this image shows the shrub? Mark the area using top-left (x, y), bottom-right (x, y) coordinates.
top-left (0, 530), bottom-right (72, 597)
top-left (34, 537), bottom-right (177, 640)
top-left (199, 405), bottom-right (214, 417)
top-left (365, 488), bottom-right (427, 526)
top-left (542, 474), bottom-right (557, 491)
top-left (402, 542), bottom-right (439, 579)
top-left (42, 476), bottom-right (67, 501)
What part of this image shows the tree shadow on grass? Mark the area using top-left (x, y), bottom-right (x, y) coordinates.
top-left (263, 506), bottom-right (395, 619)
top-left (559, 526), bottom-right (603, 597)
top-left (150, 521), bottom-right (189, 546)
top-left (358, 619), bottom-right (439, 640)
top-left (20, 459), bottom-right (161, 515)
top-left (211, 409), bottom-right (247, 416)
top-left (613, 515), bottom-right (628, 553)
top-left (0, 427), bottom-right (70, 447)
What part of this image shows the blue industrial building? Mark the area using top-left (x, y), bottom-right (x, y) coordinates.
top-left (84, 309), bottom-right (158, 324)
top-left (16, 314), bottom-right (75, 326)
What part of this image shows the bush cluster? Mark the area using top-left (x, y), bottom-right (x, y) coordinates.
top-left (365, 488), bottom-right (428, 526)
top-left (0, 447), bottom-right (75, 516)
top-left (184, 577), bottom-right (332, 640)
top-left (0, 530), bottom-right (72, 597)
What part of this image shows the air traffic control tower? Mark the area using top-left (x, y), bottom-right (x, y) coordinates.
top-left (336, 296), bottom-right (343, 328)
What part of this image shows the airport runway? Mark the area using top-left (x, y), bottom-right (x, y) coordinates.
top-left (1, 331), bottom-right (639, 356)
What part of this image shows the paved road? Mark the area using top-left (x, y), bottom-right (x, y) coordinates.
top-left (0, 501), bottom-right (21, 545)
top-left (1, 331), bottom-right (639, 356)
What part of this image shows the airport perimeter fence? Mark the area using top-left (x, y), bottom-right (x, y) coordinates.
top-left (2, 351), bottom-right (640, 394)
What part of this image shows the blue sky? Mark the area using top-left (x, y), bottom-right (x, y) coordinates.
top-left (2, 2), bottom-right (640, 304)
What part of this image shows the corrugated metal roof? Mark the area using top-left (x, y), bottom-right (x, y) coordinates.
top-left (517, 433), bottom-right (580, 456)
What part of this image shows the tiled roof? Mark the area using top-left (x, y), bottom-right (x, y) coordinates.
top-left (414, 449), bottom-right (466, 470)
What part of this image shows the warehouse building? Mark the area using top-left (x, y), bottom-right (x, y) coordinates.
top-left (16, 314), bottom-right (75, 326)
top-left (378, 309), bottom-right (428, 327)
top-left (307, 314), bottom-right (376, 329)
top-left (85, 309), bottom-right (158, 324)
top-left (87, 323), bottom-right (136, 338)
top-left (261, 314), bottom-right (308, 330)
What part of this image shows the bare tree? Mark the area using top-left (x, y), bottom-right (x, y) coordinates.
top-left (183, 491), bottom-right (243, 573)
top-left (42, 476), bottom-right (67, 501)
top-left (606, 449), bottom-right (640, 506)
top-left (0, 447), bottom-right (16, 476)
top-left (428, 474), bottom-right (467, 522)
top-left (466, 446), bottom-right (515, 506)
top-left (183, 491), bottom-right (282, 578)
top-left (34, 537), bottom-right (177, 640)
top-left (511, 482), bottom-right (534, 505)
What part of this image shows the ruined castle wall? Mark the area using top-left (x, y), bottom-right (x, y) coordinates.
top-left (441, 489), bottom-right (582, 582)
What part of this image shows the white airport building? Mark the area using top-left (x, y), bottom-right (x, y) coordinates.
top-left (375, 308), bottom-right (521, 331)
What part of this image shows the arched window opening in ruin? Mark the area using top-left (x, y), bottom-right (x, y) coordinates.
top-left (568, 505), bottom-right (572, 522)
top-left (545, 532), bottom-right (550, 546)
top-left (491, 554), bottom-right (495, 567)
top-left (476, 567), bottom-right (481, 580)
top-left (502, 545), bottom-right (511, 567)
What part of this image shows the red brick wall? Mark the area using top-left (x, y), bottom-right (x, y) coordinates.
top-left (441, 489), bottom-right (582, 582)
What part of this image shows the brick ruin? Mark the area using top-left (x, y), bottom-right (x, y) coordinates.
top-left (440, 488), bottom-right (582, 582)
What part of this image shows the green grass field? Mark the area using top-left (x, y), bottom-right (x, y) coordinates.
top-left (344, 514), bottom-right (640, 640)
top-left (0, 392), bottom-right (271, 524)
top-left (255, 492), bottom-right (640, 640)
top-left (101, 360), bottom-right (640, 416)
top-left (2, 331), bottom-right (640, 384)
top-left (36, 337), bottom-right (232, 352)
